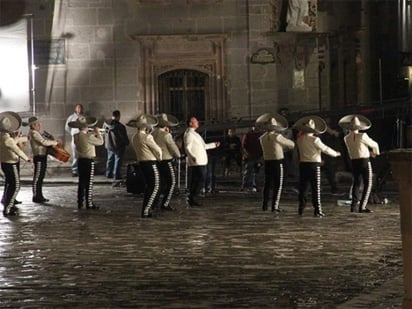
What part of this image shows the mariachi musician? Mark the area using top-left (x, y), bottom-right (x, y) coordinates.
top-left (4, 128), bottom-right (27, 206)
top-left (0, 111), bottom-right (32, 216)
top-left (338, 114), bottom-right (380, 213)
top-left (128, 114), bottom-right (162, 218)
top-left (293, 115), bottom-right (341, 217)
top-left (24, 116), bottom-right (59, 203)
top-left (256, 113), bottom-right (295, 213)
top-left (68, 115), bottom-right (103, 210)
top-left (152, 113), bottom-right (181, 211)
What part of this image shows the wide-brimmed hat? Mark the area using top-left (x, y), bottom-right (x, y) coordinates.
top-left (338, 114), bottom-right (371, 131)
top-left (293, 115), bottom-right (327, 134)
top-left (22, 116), bottom-right (39, 127)
top-left (255, 113), bottom-right (288, 132)
top-left (68, 115), bottom-right (98, 129)
top-left (126, 114), bottom-right (158, 128)
top-left (156, 113), bottom-right (179, 127)
top-left (0, 111), bottom-right (22, 133)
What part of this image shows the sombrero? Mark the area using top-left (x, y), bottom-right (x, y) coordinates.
top-left (68, 115), bottom-right (98, 129)
top-left (0, 111), bottom-right (22, 133)
top-left (293, 115), bottom-right (327, 134)
top-left (338, 114), bottom-right (371, 131)
top-left (156, 113), bottom-right (179, 127)
top-left (22, 116), bottom-right (39, 127)
top-left (255, 113), bottom-right (288, 132)
top-left (126, 114), bottom-right (158, 128)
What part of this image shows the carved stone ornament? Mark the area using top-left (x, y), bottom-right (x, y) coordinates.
top-left (251, 48), bottom-right (276, 65)
top-left (294, 45), bottom-right (307, 70)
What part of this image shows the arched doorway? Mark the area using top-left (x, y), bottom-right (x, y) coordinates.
top-left (158, 69), bottom-right (208, 121)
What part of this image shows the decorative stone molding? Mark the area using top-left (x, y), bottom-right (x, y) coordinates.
top-left (130, 34), bottom-right (227, 120)
top-left (251, 48), bottom-right (278, 65)
top-left (268, 32), bottom-right (327, 70)
top-left (137, 0), bottom-right (223, 4)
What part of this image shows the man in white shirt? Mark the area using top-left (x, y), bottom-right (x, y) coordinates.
top-left (65, 104), bottom-right (83, 177)
top-left (339, 115), bottom-right (380, 213)
top-left (184, 117), bottom-right (220, 207)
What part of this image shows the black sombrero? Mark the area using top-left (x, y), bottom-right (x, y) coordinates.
top-left (293, 115), bottom-right (327, 134)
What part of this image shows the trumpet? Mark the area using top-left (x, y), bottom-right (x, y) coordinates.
top-left (87, 127), bottom-right (108, 134)
top-left (10, 131), bottom-right (28, 150)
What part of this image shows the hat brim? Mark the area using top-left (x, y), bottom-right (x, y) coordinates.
top-left (338, 114), bottom-right (371, 131)
top-left (68, 117), bottom-right (98, 129)
top-left (126, 114), bottom-right (158, 128)
top-left (293, 115), bottom-right (327, 134)
top-left (22, 117), bottom-right (39, 127)
top-left (0, 111), bottom-right (22, 132)
top-left (255, 113), bottom-right (288, 132)
top-left (156, 114), bottom-right (180, 127)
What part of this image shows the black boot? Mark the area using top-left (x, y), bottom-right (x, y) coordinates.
top-left (314, 208), bottom-right (325, 217)
top-left (86, 203), bottom-right (99, 210)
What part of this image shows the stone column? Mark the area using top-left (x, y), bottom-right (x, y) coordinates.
top-left (389, 149), bottom-right (412, 309)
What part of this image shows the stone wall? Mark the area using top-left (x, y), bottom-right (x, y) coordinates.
top-left (19, 0), bottom-right (341, 167)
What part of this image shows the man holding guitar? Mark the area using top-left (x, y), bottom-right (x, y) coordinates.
top-left (24, 117), bottom-right (59, 203)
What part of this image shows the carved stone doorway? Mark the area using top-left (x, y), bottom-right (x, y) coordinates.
top-left (158, 69), bottom-right (208, 121)
top-left (130, 34), bottom-right (227, 121)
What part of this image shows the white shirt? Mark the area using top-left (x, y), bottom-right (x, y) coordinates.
top-left (184, 128), bottom-right (216, 166)
top-left (297, 133), bottom-right (340, 163)
top-left (259, 131), bottom-right (295, 160)
top-left (344, 131), bottom-right (380, 159)
top-left (65, 113), bottom-right (81, 136)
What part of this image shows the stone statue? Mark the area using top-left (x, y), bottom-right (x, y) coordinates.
top-left (286, 0), bottom-right (312, 32)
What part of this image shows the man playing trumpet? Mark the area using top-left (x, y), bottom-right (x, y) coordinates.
top-left (24, 117), bottom-right (59, 203)
top-left (68, 116), bottom-right (103, 210)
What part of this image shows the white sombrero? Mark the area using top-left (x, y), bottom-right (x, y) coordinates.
top-left (0, 111), bottom-right (22, 133)
top-left (293, 115), bottom-right (327, 134)
top-left (68, 115), bottom-right (98, 129)
top-left (22, 116), bottom-right (40, 127)
top-left (255, 113), bottom-right (288, 132)
top-left (156, 113), bottom-right (179, 127)
top-left (338, 114), bottom-right (371, 131)
top-left (126, 114), bottom-right (158, 128)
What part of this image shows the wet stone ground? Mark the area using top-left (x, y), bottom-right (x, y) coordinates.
top-left (0, 181), bottom-right (404, 308)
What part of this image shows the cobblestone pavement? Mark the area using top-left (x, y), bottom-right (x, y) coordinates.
top-left (0, 176), bottom-right (404, 308)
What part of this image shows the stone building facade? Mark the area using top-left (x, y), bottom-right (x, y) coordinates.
top-left (0, 0), bottom-right (405, 163)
